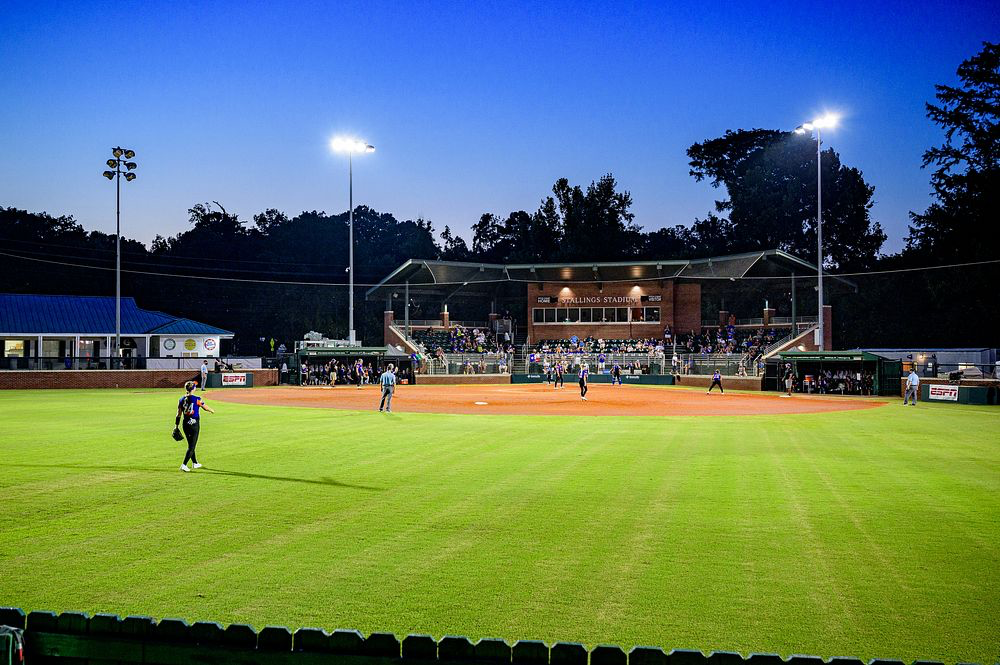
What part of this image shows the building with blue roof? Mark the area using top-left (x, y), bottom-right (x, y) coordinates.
top-left (0, 294), bottom-right (233, 368)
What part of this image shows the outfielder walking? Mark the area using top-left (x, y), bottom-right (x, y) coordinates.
top-left (378, 363), bottom-right (397, 412)
top-left (176, 380), bottom-right (214, 472)
top-left (903, 368), bottom-right (920, 406)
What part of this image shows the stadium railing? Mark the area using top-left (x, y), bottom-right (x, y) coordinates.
top-left (0, 607), bottom-right (971, 665)
top-left (420, 352), bottom-right (513, 375)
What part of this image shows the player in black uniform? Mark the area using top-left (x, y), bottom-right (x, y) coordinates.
top-left (707, 369), bottom-right (724, 394)
top-left (175, 380), bottom-right (215, 472)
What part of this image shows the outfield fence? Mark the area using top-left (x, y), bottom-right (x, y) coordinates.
top-left (0, 607), bottom-right (968, 665)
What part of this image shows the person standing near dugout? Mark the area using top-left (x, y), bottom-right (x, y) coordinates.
top-left (354, 358), bottom-right (364, 389)
top-left (175, 381), bottom-right (214, 472)
top-left (707, 368), bottom-right (724, 394)
top-left (781, 363), bottom-right (795, 397)
top-left (378, 363), bottom-right (396, 412)
top-left (578, 363), bottom-right (589, 400)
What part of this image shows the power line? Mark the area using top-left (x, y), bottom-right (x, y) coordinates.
top-left (2, 249), bottom-right (998, 287)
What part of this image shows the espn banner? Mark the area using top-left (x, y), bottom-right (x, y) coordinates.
top-left (928, 385), bottom-right (958, 401)
top-left (222, 373), bottom-right (247, 387)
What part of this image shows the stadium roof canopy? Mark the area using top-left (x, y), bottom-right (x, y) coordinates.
top-left (0, 294), bottom-right (232, 336)
top-left (366, 249), bottom-right (846, 301)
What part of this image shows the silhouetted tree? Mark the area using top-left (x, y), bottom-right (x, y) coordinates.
top-left (907, 41), bottom-right (999, 261)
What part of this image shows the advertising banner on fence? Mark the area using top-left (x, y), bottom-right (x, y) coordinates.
top-left (928, 385), bottom-right (959, 401)
top-left (222, 373), bottom-right (247, 387)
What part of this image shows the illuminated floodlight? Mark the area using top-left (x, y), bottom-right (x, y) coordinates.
top-left (811, 113), bottom-right (839, 129)
top-left (330, 136), bottom-right (375, 154)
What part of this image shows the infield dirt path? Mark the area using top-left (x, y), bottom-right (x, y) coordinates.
top-left (211, 383), bottom-right (887, 417)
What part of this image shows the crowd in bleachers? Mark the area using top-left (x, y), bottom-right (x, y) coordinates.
top-left (410, 324), bottom-right (513, 355)
top-left (534, 336), bottom-right (666, 355)
top-left (407, 324), bottom-right (515, 374)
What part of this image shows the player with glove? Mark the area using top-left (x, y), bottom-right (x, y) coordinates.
top-left (175, 380), bottom-right (215, 472)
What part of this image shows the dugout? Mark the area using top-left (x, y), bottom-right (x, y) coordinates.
top-left (766, 351), bottom-right (901, 396)
top-left (288, 344), bottom-right (413, 385)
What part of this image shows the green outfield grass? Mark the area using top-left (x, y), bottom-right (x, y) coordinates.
top-left (0, 388), bottom-right (997, 663)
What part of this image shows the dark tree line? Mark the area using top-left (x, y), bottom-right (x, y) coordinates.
top-left (2, 42), bottom-right (996, 349)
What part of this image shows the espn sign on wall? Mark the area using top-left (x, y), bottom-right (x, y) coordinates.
top-left (221, 373), bottom-right (247, 387)
top-left (928, 385), bottom-right (959, 401)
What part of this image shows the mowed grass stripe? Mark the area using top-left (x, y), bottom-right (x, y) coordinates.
top-left (0, 389), bottom-right (997, 664)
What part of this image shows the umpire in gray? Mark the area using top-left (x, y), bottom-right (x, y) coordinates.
top-left (378, 363), bottom-right (397, 412)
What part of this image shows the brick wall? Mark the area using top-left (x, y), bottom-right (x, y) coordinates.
top-left (527, 281), bottom-right (701, 343)
top-left (0, 369), bottom-right (278, 390)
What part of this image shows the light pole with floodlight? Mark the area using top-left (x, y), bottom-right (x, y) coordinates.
top-left (794, 113), bottom-right (838, 351)
top-left (102, 147), bottom-right (138, 366)
top-left (330, 136), bottom-right (375, 345)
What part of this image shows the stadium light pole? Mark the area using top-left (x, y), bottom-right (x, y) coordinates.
top-left (794, 114), bottom-right (838, 351)
top-left (330, 137), bottom-right (375, 344)
top-left (102, 147), bottom-right (138, 366)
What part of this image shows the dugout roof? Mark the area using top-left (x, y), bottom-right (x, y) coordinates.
top-left (366, 249), bottom-right (842, 301)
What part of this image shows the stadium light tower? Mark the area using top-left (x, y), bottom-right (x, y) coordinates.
top-left (330, 136), bottom-right (375, 344)
top-left (794, 113), bottom-right (838, 351)
top-left (101, 147), bottom-right (138, 366)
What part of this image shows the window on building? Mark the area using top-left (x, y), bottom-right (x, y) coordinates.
top-left (645, 307), bottom-right (660, 322)
top-left (616, 307), bottom-right (629, 322)
top-left (3, 340), bottom-right (25, 357)
top-left (580, 308), bottom-right (592, 323)
top-left (544, 308), bottom-right (556, 323)
top-left (534, 308), bottom-right (544, 323)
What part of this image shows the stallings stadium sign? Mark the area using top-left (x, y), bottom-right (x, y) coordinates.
top-left (555, 296), bottom-right (640, 305)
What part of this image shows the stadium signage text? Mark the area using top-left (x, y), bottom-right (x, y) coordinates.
top-left (222, 373), bottom-right (247, 386)
top-left (556, 296), bottom-right (640, 305)
top-left (928, 385), bottom-right (959, 401)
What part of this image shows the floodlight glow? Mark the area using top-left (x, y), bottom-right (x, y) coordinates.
top-left (811, 113), bottom-right (839, 129)
top-left (802, 122), bottom-right (814, 131)
top-left (330, 136), bottom-right (375, 154)
top-left (793, 127), bottom-right (806, 135)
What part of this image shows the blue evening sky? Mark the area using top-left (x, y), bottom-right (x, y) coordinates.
top-left (1, 1), bottom-right (997, 253)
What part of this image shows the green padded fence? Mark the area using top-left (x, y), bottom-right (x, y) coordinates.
top-left (0, 607), bottom-right (976, 665)
top-left (513, 374), bottom-right (675, 385)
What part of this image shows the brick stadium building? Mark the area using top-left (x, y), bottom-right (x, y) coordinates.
top-left (368, 250), bottom-right (838, 350)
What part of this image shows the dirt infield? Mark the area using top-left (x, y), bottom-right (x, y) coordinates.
top-left (211, 383), bottom-right (887, 417)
